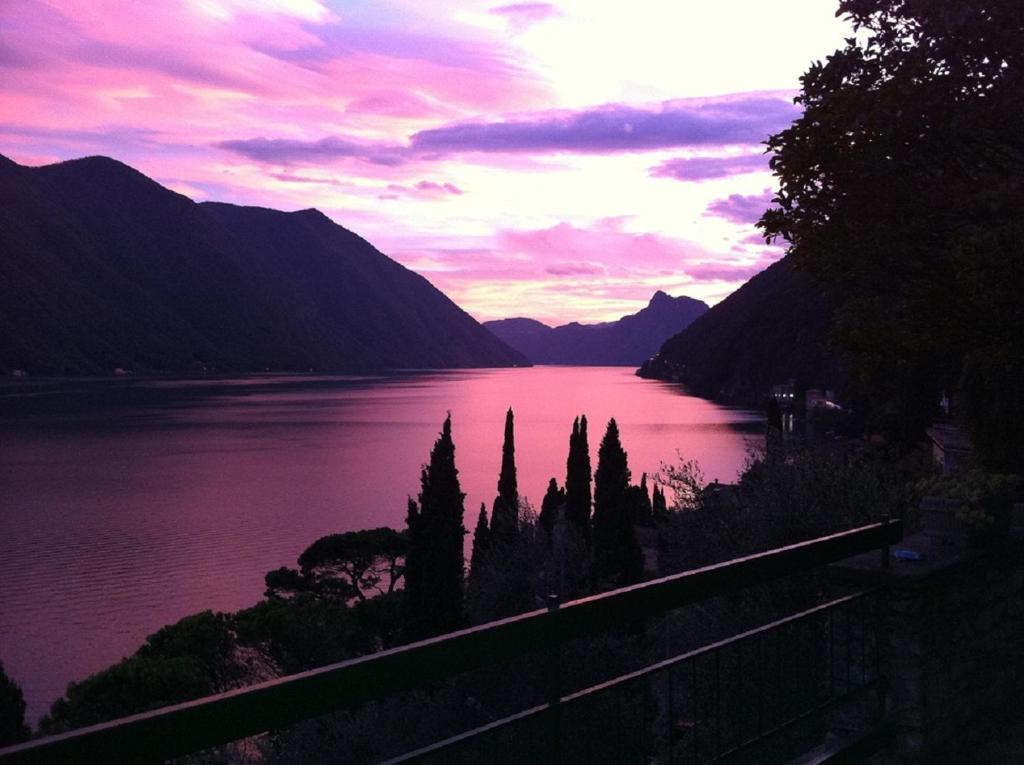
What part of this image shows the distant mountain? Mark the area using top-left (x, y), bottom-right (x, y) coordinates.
top-left (485, 291), bottom-right (708, 366)
top-left (0, 154), bottom-right (526, 375)
top-left (637, 257), bottom-right (845, 404)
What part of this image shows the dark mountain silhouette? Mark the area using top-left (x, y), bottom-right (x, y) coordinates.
top-left (637, 257), bottom-right (845, 403)
top-left (485, 291), bottom-right (707, 365)
top-left (0, 155), bottom-right (526, 375)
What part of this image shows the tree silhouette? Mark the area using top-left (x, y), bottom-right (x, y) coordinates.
top-left (759, 0), bottom-right (1024, 468)
top-left (469, 503), bottom-right (491, 579)
top-left (565, 415), bottom-right (592, 542)
top-left (592, 419), bottom-right (643, 589)
top-left (0, 659), bottom-right (29, 746)
top-left (490, 408), bottom-right (519, 544)
top-left (538, 477), bottom-right (566, 538)
top-left (404, 414), bottom-right (467, 639)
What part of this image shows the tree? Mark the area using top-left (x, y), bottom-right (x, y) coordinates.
top-left (538, 477), bottom-right (566, 537)
top-left (627, 473), bottom-right (653, 526)
top-left (490, 408), bottom-right (519, 544)
top-left (296, 528), bottom-right (407, 602)
top-left (565, 415), bottom-right (593, 542)
top-left (468, 503), bottom-right (491, 579)
top-left (404, 414), bottom-right (467, 639)
top-left (652, 483), bottom-right (668, 521)
top-left (759, 0), bottom-right (1024, 468)
top-left (592, 419), bottom-right (643, 589)
top-left (0, 659), bottom-right (29, 746)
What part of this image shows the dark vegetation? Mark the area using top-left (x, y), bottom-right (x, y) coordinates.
top-left (0, 660), bottom-right (29, 747)
top-left (643, 1), bottom-right (1024, 474)
top-left (0, 155), bottom-right (525, 376)
top-left (638, 258), bottom-right (842, 403)
top-left (485, 291), bottom-right (707, 366)
top-left (28, 407), bottom-right (909, 760)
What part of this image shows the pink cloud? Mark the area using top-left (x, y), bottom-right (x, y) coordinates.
top-left (490, 3), bottom-right (561, 33)
top-left (705, 189), bottom-right (775, 224)
top-left (651, 153), bottom-right (768, 181)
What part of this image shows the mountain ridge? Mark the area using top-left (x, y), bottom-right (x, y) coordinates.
top-left (637, 256), bottom-right (844, 404)
top-left (0, 154), bottom-right (526, 375)
top-left (484, 291), bottom-right (708, 366)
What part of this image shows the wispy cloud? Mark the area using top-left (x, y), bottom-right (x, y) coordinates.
top-left (705, 189), bottom-right (774, 224)
top-left (410, 95), bottom-right (797, 155)
top-left (490, 3), bottom-right (561, 33)
top-left (651, 153), bottom-right (768, 181)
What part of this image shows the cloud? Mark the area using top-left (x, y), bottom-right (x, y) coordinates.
top-left (490, 3), bottom-right (560, 32)
top-left (217, 93), bottom-right (798, 166)
top-left (650, 153), bottom-right (768, 181)
top-left (216, 135), bottom-right (406, 166)
top-left (705, 189), bottom-right (774, 224)
top-left (380, 180), bottom-right (465, 200)
top-left (409, 95), bottom-right (798, 155)
top-left (684, 252), bottom-right (780, 282)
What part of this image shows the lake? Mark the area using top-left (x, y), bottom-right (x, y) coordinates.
top-left (0, 367), bottom-right (761, 724)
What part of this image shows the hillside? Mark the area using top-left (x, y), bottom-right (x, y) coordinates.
top-left (637, 257), bottom-right (844, 403)
top-left (485, 291), bottom-right (707, 365)
top-left (0, 155), bottom-right (526, 375)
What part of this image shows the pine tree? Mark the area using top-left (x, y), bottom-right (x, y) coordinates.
top-left (404, 414), bottom-right (467, 639)
top-left (490, 408), bottom-right (519, 545)
top-left (469, 503), bottom-right (491, 579)
top-left (592, 418), bottom-right (643, 589)
top-left (565, 415), bottom-right (592, 542)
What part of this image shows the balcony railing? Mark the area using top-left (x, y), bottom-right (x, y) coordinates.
top-left (0, 519), bottom-right (902, 765)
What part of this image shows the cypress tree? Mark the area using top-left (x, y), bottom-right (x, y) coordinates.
top-left (404, 414), bottom-right (467, 638)
top-left (490, 408), bottom-right (519, 544)
top-left (565, 415), bottom-right (592, 542)
top-left (469, 503), bottom-right (491, 579)
top-left (592, 418), bottom-right (643, 589)
top-left (628, 472), bottom-right (653, 526)
top-left (652, 483), bottom-right (668, 520)
top-left (538, 477), bottom-right (566, 538)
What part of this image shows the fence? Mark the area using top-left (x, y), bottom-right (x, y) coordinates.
top-left (0, 519), bottom-right (902, 764)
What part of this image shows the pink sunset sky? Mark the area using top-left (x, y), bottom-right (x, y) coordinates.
top-left (0, 1), bottom-right (850, 325)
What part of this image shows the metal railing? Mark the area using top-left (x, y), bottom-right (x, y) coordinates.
top-left (0, 519), bottom-right (902, 765)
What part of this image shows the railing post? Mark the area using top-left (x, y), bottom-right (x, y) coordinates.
top-left (545, 593), bottom-right (562, 763)
top-left (880, 512), bottom-right (891, 570)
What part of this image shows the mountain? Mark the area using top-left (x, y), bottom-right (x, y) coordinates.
top-left (0, 155), bottom-right (526, 375)
top-left (485, 291), bottom-right (708, 365)
top-left (637, 257), bottom-right (844, 404)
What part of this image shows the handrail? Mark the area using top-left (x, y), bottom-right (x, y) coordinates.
top-left (0, 519), bottom-right (902, 765)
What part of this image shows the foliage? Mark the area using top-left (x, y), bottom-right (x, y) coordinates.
top-left (468, 503), bottom-right (491, 579)
top-left (592, 418), bottom-right (643, 589)
top-left (296, 527), bottom-right (407, 601)
top-left (404, 414), bottom-right (467, 639)
top-left (759, 0), bottom-right (1024, 464)
top-left (656, 445), bottom-right (903, 574)
top-left (537, 477), bottom-right (565, 538)
top-left (489, 408), bottom-right (519, 544)
top-left (564, 415), bottom-right (593, 542)
top-left (233, 596), bottom-right (358, 675)
top-left (917, 469), bottom-right (1023, 540)
top-left (0, 659), bottom-right (29, 746)
top-left (466, 503), bottom-right (547, 624)
top-left (39, 611), bottom-right (253, 734)
top-left (656, 452), bottom-right (705, 513)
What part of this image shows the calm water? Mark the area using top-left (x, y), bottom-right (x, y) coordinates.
top-left (0, 367), bottom-right (761, 724)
